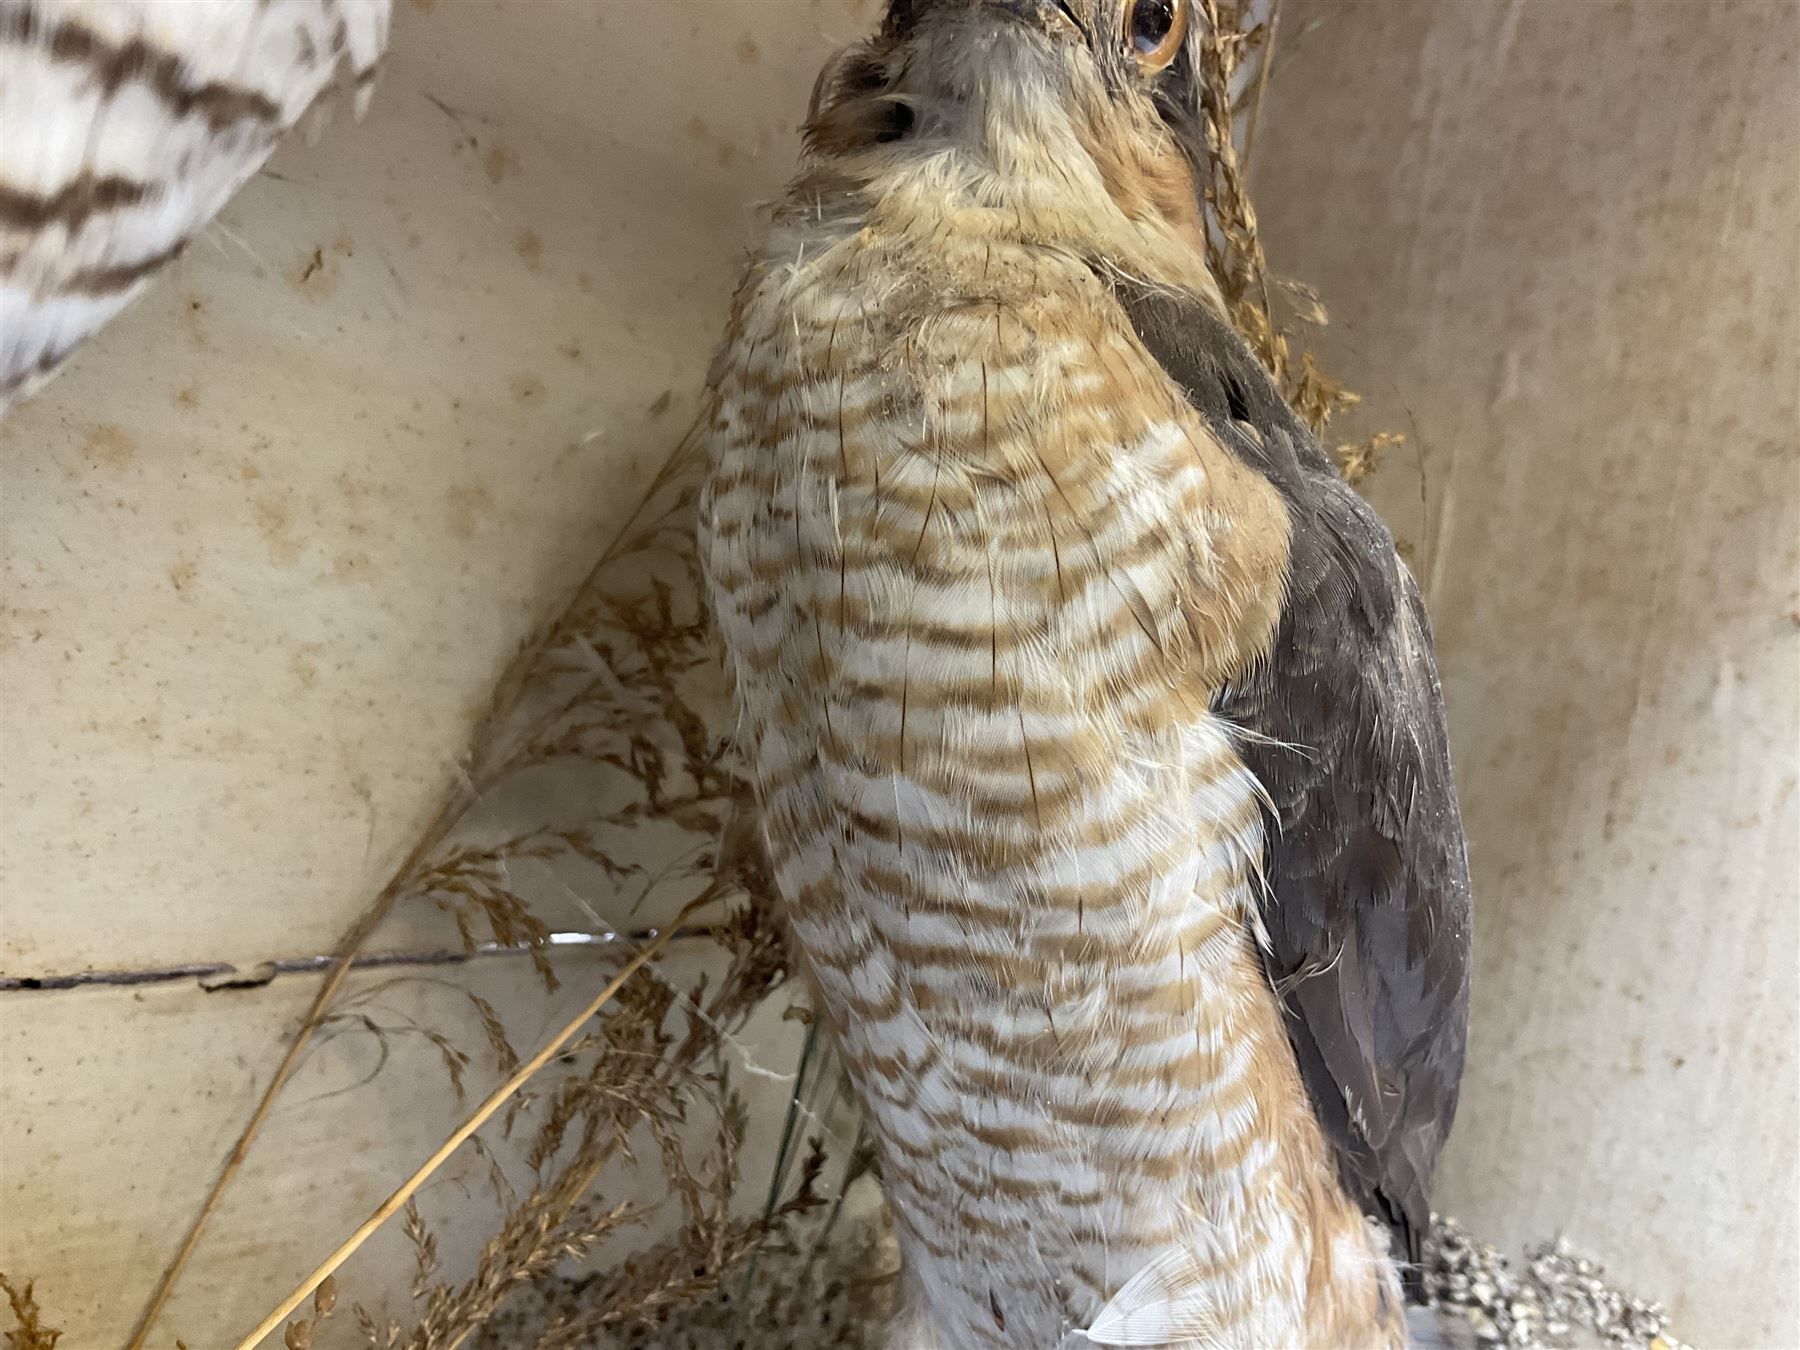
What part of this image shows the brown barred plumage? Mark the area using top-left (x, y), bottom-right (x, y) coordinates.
top-left (702, 3), bottom-right (1468, 1347)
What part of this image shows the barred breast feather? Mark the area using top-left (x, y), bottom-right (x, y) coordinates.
top-left (700, 184), bottom-right (1408, 1348)
top-left (0, 0), bottom-right (390, 413)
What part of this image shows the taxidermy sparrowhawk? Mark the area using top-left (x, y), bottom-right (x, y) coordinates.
top-left (699, 1), bottom-right (1471, 1346)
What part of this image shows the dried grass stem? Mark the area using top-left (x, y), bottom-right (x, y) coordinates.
top-left (127, 446), bottom-right (703, 1350)
top-left (231, 892), bottom-right (717, 1350)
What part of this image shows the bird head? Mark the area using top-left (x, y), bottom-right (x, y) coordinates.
top-left (798, 0), bottom-right (1222, 305)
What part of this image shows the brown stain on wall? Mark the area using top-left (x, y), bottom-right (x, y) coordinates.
top-left (253, 493), bottom-right (301, 566)
top-left (293, 236), bottom-right (353, 299)
top-left (330, 551), bottom-right (374, 583)
top-left (290, 644), bottom-right (322, 689)
top-left (82, 425), bottom-right (137, 469)
top-left (483, 146), bottom-right (517, 184)
top-left (509, 374), bottom-right (546, 407)
top-left (292, 248), bottom-right (337, 298)
top-left (183, 295), bottom-right (209, 348)
top-left (0, 604), bottom-right (51, 654)
top-left (445, 485), bottom-right (496, 540)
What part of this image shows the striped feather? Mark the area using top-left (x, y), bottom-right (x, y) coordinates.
top-left (701, 173), bottom-right (1402, 1350)
top-left (0, 0), bottom-right (390, 413)
top-left (1085, 1244), bottom-right (1223, 1347)
top-left (700, 5), bottom-right (1419, 1347)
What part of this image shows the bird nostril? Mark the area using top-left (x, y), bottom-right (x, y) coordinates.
top-left (875, 102), bottom-right (917, 143)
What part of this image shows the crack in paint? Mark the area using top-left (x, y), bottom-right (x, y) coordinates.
top-left (0, 927), bottom-right (698, 994)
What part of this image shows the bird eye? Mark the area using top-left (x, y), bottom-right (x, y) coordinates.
top-left (1124, 0), bottom-right (1187, 72)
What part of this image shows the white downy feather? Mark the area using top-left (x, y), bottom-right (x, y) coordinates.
top-left (1083, 1245), bottom-right (1223, 1348)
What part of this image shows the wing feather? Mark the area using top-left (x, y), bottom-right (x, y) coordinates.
top-left (1110, 277), bottom-right (1473, 1275)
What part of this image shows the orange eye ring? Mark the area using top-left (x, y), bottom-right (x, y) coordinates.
top-left (1124, 0), bottom-right (1188, 73)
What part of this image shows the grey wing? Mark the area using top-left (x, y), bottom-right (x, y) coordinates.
top-left (1111, 278), bottom-right (1472, 1274)
top-left (0, 0), bottom-right (390, 414)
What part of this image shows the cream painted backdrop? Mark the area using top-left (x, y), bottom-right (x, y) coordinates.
top-left (1253, 3), bottom-right (1798, 1345)
top-left (1, 1), bottom-right (1793, 1347)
